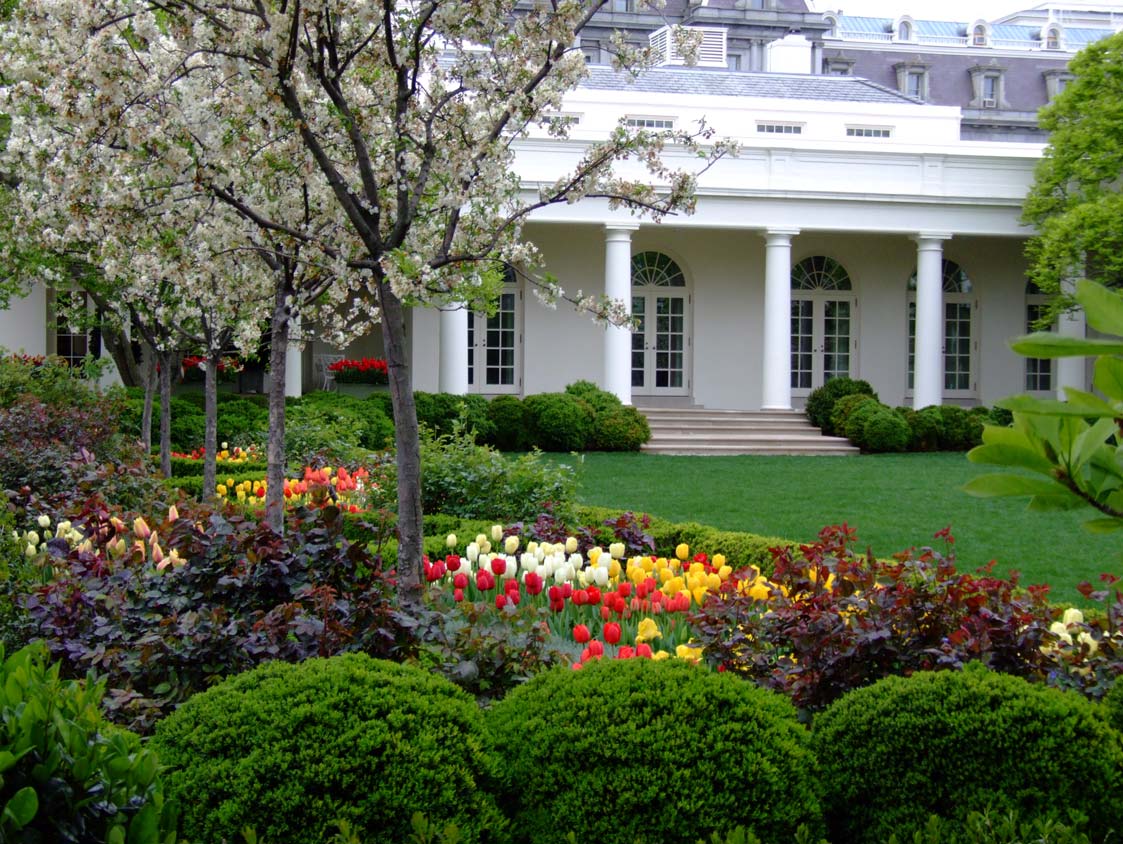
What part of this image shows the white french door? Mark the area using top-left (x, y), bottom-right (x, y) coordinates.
top-left (631, 291), bottom-right (691, 396)
top-left (468, 287), bottom-right (521, 394)
top-left (791, 295), bottom-right (856, 396)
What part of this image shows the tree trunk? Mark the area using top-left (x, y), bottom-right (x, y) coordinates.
top-left (158, 349), bottom-right (174, 478)
top-left (101, 322), bottom-right (142, 387)
top-left (203, 351), bottom-right (220, 499)
top-left (140, 342), bottom-right (156, 453)
top-left (264, 285), bottom-right (290, 533)
top-left (380, 283), bottom-right (424, 610)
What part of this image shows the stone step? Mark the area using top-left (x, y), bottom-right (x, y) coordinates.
top-left (638, 406), bottom-right (858, 456)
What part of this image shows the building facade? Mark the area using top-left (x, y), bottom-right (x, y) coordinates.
top-left (4, 1), bottom-right (1114, 411)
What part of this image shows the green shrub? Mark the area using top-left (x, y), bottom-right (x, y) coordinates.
top-left (829, 393), bottom-right (879, 440)
top-left (937, 404), bottom-right (985, 451)
top-left (1103, 678), bottom-right (1123, 733)
top-left (485, 658), bottom-right (823, 844)
top-left (591, 405), bottom-right (651, 451)
top-left (216, 397), bottom-right (269, 443)
top-left (842, 398), bottom-right (881, 443)
top-left (564, 379), bottom-right (622, 414)
top-left (904, 405), bottom-right (945, 451)
top-left (0, 643), bottom-right (175, 843)
top-left (858, 406), bottom-right (910, 453)
top-left (366, 389), bottom-right (395, 422)
top-left (521, 392), bottom-right (594, 451)
top-left (293, 392), bottom-right (395, 451)
top-left (487, 394), bottom-right (526, 450)
top-left (420, 423), bottom-right (576, 521)
top-left (415, 392), bottom-right (495, 442)
top-left (153, 654), bottom-right (506, 844)
top-left (805, 378), bottom-right (877, 435)
top-left (812, 664), bottom-right (1123, 844)
top-left (0, 352), bottom-right (108, 409)
top-left (168, 456), bottom-right (269, 477)
top-left (988, 405), bottom-right (1015, 427)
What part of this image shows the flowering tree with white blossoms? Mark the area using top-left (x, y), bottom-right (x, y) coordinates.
top-left (1, 0), bottom-right (734, 606)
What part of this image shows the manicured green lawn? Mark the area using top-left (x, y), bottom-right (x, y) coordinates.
top-left (550, 451), bottom-right (1121, 605)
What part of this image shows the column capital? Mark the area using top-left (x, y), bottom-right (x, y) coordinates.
top-left (604, 222), bottom-right (641, 241)
top-left (762, 228), bottom-right (800, 246)
top-left (911, 232), bottom-right (952, 249)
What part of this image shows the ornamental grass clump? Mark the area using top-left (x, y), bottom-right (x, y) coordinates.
top-left (812, 663), bottom-right (1123, 844)
top-left (153, 654), bottom-right (507, 844)
top-left (485, 658), bottom-right (824, 844)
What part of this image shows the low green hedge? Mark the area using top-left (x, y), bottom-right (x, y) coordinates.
top-left (167, 457), bottom-right (269, 477)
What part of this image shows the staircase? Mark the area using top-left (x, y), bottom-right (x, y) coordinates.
top-left (639, 407), bottom-right (858, 456)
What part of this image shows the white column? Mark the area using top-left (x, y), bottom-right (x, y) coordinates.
top-left (604, 224), bottom-right (639, 405)
top-left (912, 233), bottom-right (950, 410)
top-left (1056, 276), bottom-right (1087, 399)
top-left (761, 228), bottom-right (799, 410)
top-left (439, 306), bottom-right (469, 395)
top-left (284, 315), bottom-right (303, 398)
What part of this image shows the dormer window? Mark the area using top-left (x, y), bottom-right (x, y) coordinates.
top-left (969, 64), bottom-right (1007, 109)
top-left (1044, 69), bottom-right (1074, 100)
top-left (894, 17), bottom-right (916, 42)
top-left (823, 14), bottom-right (839, 38)
top-left (1045, 26), bottom-right (1062, 49)
top-left (895, 61), bottom-right (929, 100)
top-left (971, 22), bottom-right (989, 47)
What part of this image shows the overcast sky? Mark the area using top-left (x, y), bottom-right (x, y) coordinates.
top-left (807, 0), bottom-right (1037, 20)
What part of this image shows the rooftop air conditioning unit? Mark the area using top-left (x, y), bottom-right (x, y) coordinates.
top-left (649, 25), bottom-right (727, 67)
top-left (982, 97), bottom-right (997, 108)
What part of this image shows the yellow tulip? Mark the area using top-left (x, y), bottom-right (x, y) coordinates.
top-left (676, 644), bottom-right (703, 663)
top-left (608, 558), bottom-right (621, 579)
top-left (652, 650), bottom-right (671, 661)
top-left (636, 617), bottom-right (661, 643)
top-left (713, 553), bottom-right (726, 567)
top-left (675, 543), bottom-right (690, 561)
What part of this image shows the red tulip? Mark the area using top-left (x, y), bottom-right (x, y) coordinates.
top-left (504, 578), bottom-right (520, 594)
top-left (492, 558), bottom-right (507, 577)
top-left (617, 583), bottom-right (632, 598)
top-left (587, 640), bottom-right (604, 657)
top-left (573, 624), bottom-right (591, 644)
top-left (600, 605), bottom-right (611, 621)
top-left (617, 646), bottom-right (636, 659)
top-left (573, 589), bottom-right (588, 606)
top-left (524, 571), bottom-right (544, 595)
top-left (454, 588), bottom-right (465, 602)
top-left (586, 586), bottom-right (602, 605)
top-left (495, 593), bottom-right (507, 610)
top-left (476, 570), bottom-right (495, 591)
top-left (453, 572), bottom-right (469, 590)
top-left (603, 622), bottom-right (622, 645)
top-left (636, 643), bottom-right (653, 659)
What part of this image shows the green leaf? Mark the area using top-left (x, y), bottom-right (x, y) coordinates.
top-left (1083, 517), bottom-right (1123, 533)
top-left (963, 473), bottom-right (1075, 500)
top-left (109, 824), bottom-right (127, 844)
top-left (998, 395), bottom-right (1100, 417)
top-left (2, 786), bottom-right (38, 829)
top-left (127, 803), bottom-right (158, 844)
top-left (1010, 333), bottom-right (1123, 358)
top-left (1069, 417), bottom-right (1118, 475)
top-left (1076, 278), bottom-right (1123, 336)
top-left (1094, 356), bottom-right (1123, 401)
top-left (1059, 387), bottom-right (1122, 416)
top-left (966, 443), bottom-right (1055, 474)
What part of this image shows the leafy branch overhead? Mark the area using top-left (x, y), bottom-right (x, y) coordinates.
top-left (966, 280), bottom-right (1123, 531)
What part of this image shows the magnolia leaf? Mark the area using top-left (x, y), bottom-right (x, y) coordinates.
top-left (1083, 517), bottom-right (1123, 533)
top-left (963, 473), bottom-right (1073, 499)
top-left (1076, 278), bottom-right (1123, 336)
top-left (978, 424), bottom-right (1034, 448)
top-left (1010, 333), bottom-right (1123, 358)
top-left (1059, 387), bottom-right (1122, 417)
top-left (1069, 417), bottom-right (1119, 475)
top-left (126, 803), bottom-right (158, 844)
top-left (1027, 493), bottom-right (1087, 511)
top-left (998, 395), bottom-right (1097, 417)
top-left (2, 786), bottom-right (38, 829)
top-left (966, 443), bottom-right (1055, 474)
top-left (1094, 356), bottom-right (1123, 401)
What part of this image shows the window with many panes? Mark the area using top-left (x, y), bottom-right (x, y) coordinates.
top-left (1025, 281), bottom-right (1053, 392)
top-left (907, 260), bottom-right (975, 395)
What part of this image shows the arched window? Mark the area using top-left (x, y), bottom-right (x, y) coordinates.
top-left (897, 21), bottom-right (913, 41)
top-left (907, 259), bottom-right (973, 294)
top-left (1046, 26), bottom-right (1061, 49)
top-left (824, 14), bottom-right (839, 38)
top-left (631, 251), bottom-right (686, 287)
top-left (972, 24), bottom-right (988, 46)
top-left (792, 255), bottom-right (852, 291)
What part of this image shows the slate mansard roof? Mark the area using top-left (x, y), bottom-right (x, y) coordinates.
top-left (580, 65), bottom-right (920, 105)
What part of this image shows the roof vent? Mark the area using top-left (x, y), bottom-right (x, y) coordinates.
top-left (649, 25), bottom-right (727, 67)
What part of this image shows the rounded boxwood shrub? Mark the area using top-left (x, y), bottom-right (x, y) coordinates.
top-left (487, 394), bottom-right (526, 451)
top-left (842, 398), bottom-right (882, 444)
top-left (485, 658), bottom-right (824, 844)
top-left (936, 404), bottom-right (985, 451)
top-left (152, 654), bottom-right (506, 844)
top-left (564, 379), bottom-right (623, 415)
top-left (905, 405), bottom-right (945, 451)
top-left (859, 406), bottom-right (910, 452)
top-left (415, 391), bottom-right (495, 442)
top-left (812, 664), bottom-right (1123, 844)
top-left (521, 392), bottom-right (594, 451)
top-left (830, 393), bottom-right (879, 440)
top-left (592, 405), bottom-right (651, 451)
top-left (805, 378), bottom-right (877, 435)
